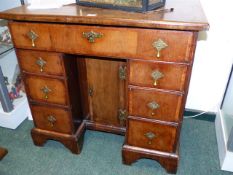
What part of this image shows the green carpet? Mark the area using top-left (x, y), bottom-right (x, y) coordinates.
top-left (0, 119), bottom-right (232, 175)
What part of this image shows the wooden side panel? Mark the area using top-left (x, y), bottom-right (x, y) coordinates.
top-left (129, 60), bottom-right (188, 91)
top-left (24, 75), bottom-right (68, 106)
top-left (17, 49), bottom-right (65, 76)
top-left (129, 87), bottom-right (183, 122)
top-left (86, 58), bottom-right (126, 127)
top-left (127, 117), bottom-right (178, 153)
top-left (31, 104), bottom-right (73, 134)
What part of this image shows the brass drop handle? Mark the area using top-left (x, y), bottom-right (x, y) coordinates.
top-left (152, 39), bottom-right (168, 58)
top-left (47, 115), bottom-right (56, 127)
top-left (83, 31), bottom-right (103, 43)
top-left (144, 132), bottom-right (157, 145)
top-left (151, 70), bottom-right (164, 86)
top-left (36, 57), bottom-right (46, 72)
top-left (27, 30), bottom-right (38, 47)
top-left (147, 101), bottom-right (159, 116)
top-left (40, 86), bottom-right (52, 99)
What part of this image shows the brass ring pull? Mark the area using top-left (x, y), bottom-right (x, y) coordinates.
top-left (83, 31), bottom-right (103, 43)
top-left (152, 39), bottom-right (168, 58)
top-left (27, 30), bottom-right (38, 47)
top-left (47, 115), bottom-right (56, 127)
top-left (40, 86), bottom-right (52, 99)
top-left (147, 101), bottom-right (159, 116)
top-left (144, 132), bottom-right (156, 145)
top-left (151, 70), bottom-right (164, 86)
top-left (36, 57), bottom-right (46, 72)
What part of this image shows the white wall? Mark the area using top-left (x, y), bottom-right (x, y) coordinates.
top-left (0, 0), bottom-right (21, 11)
top-left (186, 0), bottom-right (233, 112)
top-left (222, 69), bottom-right (233, 116)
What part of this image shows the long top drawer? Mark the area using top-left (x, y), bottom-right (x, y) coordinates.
top-left (9, 22), bottom-right (196, 63)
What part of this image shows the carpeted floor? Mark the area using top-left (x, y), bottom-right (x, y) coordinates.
top-left (0, 118), bottom-right (232, 175)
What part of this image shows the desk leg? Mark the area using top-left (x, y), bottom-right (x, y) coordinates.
top-left (31, 122), bottom-right (86, 154)
top-left (122, 144), bottom-right (178, 174)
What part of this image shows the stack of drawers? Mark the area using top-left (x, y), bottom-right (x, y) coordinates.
top-left (9, 20), bottom-right (197, 173)
top-left (123, 30), bottom-right (197, 173)
top-left (15, 48), bottom-right (84, 154)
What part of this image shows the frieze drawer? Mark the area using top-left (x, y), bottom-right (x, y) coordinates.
top-left (10, 22), bottom-right (195, 63)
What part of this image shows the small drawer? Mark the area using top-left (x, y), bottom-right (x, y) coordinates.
top-left (31, 104), bottom-right (73, 134)
top-left (17, 49), bottom-right (65, 76)
top-left (9, 22), bottom-right (52, 50)
top-left (129, 61), bottom-right (188, 91)
top-left (136, 29), bottom-right (195, 63)
top-left (127, 117), bottom-right (178, 153)
top-left (24, 75), bottom-right (68, 106)
top-left (129, 87), bottom-right (183, 122)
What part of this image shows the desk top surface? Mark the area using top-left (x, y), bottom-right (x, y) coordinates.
top-left (0, 0), bottom-right (209, 31)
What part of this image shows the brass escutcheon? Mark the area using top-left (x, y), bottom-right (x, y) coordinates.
top-left (47, 115), bottom-right (56, 127)
top-left (27, 30), bottom-right (38, 47)
top-left (147, 101), bottom-right (159, 116)
top-left (151, 70), bottom-right (164, 86)
top-left (152, 39), bottom-right (168, 58)
top-left (83, 31), bottom-right (103, 43)
top-left (119, 66), bottom-right (127, 80)
top-left (144, 132), bottom-right (156, 145)
top-left (147, 101), bottom-right (159, 110)
top-left (36, 57), bottom-right (46, 72)
top-left (40, 86), bottom-right (52, 99)
top-left (118, 109), bottom-right (127, 127)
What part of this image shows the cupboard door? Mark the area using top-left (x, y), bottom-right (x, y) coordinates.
top-left (86, 58), bottom-right (126, 127)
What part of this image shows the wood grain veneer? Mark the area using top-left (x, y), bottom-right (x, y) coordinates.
top-left (17, 49), bottom-right (65, 76)
top-left (129, 60), bottom-right (188, 91)
top-left (129, 86), bottom-right (183, 122)
top-left (127, 116), bottom-right (178, 152)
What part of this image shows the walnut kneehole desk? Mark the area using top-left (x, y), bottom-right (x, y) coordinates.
top-left (0, 1), bottom-right (209, 173)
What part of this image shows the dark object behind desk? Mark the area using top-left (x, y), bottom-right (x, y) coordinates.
top-left (227, 127), bottom-right (233, 152)
top-left (0, 66), bottom-right (13, 112)
top-left (77, 0), bottom-right (165, 12)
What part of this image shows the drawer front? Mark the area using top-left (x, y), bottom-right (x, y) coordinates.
top-left (129, 61), bottom-right (188, 91)
top-left (9, 22), bottom-right (52, 50)
top-left (17, 50), bottom-right (65, 76)
top-left (24, 75), bottom-right (68, 105)
top-left (10, 22), bottom-right (194, 63)
top-left (136, 29), bottom-right (194, 62)
top-left (127, 117), bottom-right (177, 152)
top-left (31, 104), bottom-right (73, 134)
top-left (129, 87), bottom-right (183, 122)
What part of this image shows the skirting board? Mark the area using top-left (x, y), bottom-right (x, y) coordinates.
top-left (0, 94), bottom-right (31, 129)
top-left (184, 108), bottom-right (216, 122)
top-left (215, 109), bottom-right (233, 172)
